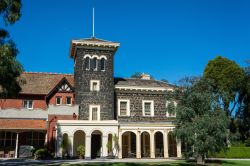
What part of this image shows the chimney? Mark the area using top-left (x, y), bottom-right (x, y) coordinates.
top-left (141, 73), bottom-right (150, 80)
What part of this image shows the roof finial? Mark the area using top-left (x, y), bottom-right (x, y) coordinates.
top-left (92, 8), bottom-right (95, 38)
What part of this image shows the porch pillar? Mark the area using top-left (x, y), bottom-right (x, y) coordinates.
top-left (163, 130), bottom-right (169, 158)
top-left (150, 130), bottom-right (155, 158)
top-left (68, 135), bottom-right (74, 157)
top-left (136, 131), bottom-right (141, 159)
top-left (15, 132), bottom-right (19, 158)
top-left (118, 130), bottom-right (122, 159)
top-left (85, 135), bottom-right (91, 159)
top-left (102, 135), bottom-right (108, 158)
top-left (177, 138), bottom-right (182, 158)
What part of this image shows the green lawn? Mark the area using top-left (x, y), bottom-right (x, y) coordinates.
top-left (210, 146), bottom-right (250, 158)
top-left (62, 160), bottom-right (250, 166)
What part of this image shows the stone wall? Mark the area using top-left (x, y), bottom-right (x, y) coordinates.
top-left (115, 89), bottom-right (175, 122)
top-left (74, 47), bottom-right (117, 120)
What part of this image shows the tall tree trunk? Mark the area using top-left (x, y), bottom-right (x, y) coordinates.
top-left (197, 154), bottom-right (205, 165)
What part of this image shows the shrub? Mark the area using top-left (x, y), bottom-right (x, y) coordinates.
top-left (245, 137), bottom-right (250, 147)
top-left (77, 145), bottom-right (85, 158)
top-left (34, 148), bottom-right (48, 159)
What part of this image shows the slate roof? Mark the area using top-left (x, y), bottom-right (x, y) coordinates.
top-left (0, 119), bottom-right (46, 130)
top-left (114, 77), bottom-right (175, 88)
top-left (19, 72), bottom-right (74, 95)
top-left (70, 37), bottom-right (120, 58)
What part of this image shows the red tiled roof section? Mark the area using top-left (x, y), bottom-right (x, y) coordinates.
top-left (0, 119), bottom-right (46, 130)
top-left (20, 72), bottom-right (74, 95)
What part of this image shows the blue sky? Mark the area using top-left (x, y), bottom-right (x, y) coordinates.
top-left (2, 0), bottom-right (250, 83)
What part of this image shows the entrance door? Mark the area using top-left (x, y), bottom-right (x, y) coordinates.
top-left (91, 134), bottom-right (101, 158)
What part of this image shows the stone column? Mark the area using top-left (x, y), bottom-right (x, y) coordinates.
top-left (136, 131), bottom-right (141, 159)
top-left (102, 135), bottom-right (108, 158)
top-left (163, 130), bottom-right (169, 158)
top-left (150, 130), bottom-right (155, 158)
top-left (118, 130), bottom-right (122, 159)
top-left (177, 138), bottom-right (182, 158)
top-left (15, 132), bottom-right (19, 158)
top-left (85, 135), bottom-right (91, 159)
top-left (68, 135), bottom-right (74, 157)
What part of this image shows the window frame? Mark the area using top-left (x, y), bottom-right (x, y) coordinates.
top-left (23, 100), bottom-right (33, 109)
top-left (92, 57), bottom-right (98, 71)
top-left (66, 96), bottom-right (72, 106)
top-left (142, 100), bottom-right (154, 116)
top-left (89, 105), bottom-right (100, 121)
top-left (100, 58), bottom-right (106, 71)
top-left (55, 96), bottom-right (62, 106)
top-left (85, 57), bottom-right (90, 70)
top-left (90, 80), bottom-right (100, 92)
top-left (118, 99), bottom-right (130, 116)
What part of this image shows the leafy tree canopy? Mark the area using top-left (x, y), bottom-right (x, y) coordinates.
top-left (237, 61), bottom-right (250, 141)
top-left (131, 72), bottom-right (154, 79)
top-left (0, 0), bottom-right (23, 98)
top-left (204, 56), bottom-right (244, 114)
top-left (174, 78), bottom-right (229, 164)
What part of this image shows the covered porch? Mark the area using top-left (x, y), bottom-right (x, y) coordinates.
top-left (0, 119), bottom-right (47, 158)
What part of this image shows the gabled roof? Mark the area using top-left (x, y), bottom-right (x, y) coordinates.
top-left (70, 37), bottom-right (120, 58)
top-left (19, 72), bottom-right (74, 95)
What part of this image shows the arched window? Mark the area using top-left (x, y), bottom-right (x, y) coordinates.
top-left (85, 57), bottom-right (90, 70)
top-left (92, 57), bottom-right (97, 70)
top-left (101, 58), bottom-right (105, 71)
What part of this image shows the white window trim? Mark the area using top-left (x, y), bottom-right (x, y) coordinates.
top-left (166, 101), bottom-right (177, 117)
top-left (89, 105), bottom-right (100, 121)
top-left (56, 96), bottom-right (62, 106)
top-left (142, 100), bottom-right (154, 116)
top-left (118, 99), bottom-right (130, 116)
top-left (90, 80), bottom-right (100, 91)
top-left (23, 100), bottom-right (33, 109)
top-left (66, 96), bottom-right (72, 106)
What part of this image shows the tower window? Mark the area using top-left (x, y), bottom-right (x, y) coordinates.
top-left (92, 57), bottom-right (97, 71)
top-left (101, 58), bottom-right (105, 71)
top-left (90, 80), bottom-right (100, 91)
top-left (85, 57), bottom-right (90, 70)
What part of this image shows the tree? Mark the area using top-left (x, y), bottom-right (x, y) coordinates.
top-left (237, 61), bottom-right (250, 142)
top-left (161, 79), bottom-right (169, 83)
top-left (174, 78), bottom-right (229, 164)
top-left (0, 0), bottom-right (23, 98)
top-left (204, 56), bottom-right (244, 115)
top-left (130, 72), bottom-right (154, 79)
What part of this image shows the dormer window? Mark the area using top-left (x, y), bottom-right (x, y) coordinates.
top-left (85, 57), bottom-right (90, 70)
top-left (56, 96), bottom-right (62, 105)
top-left (92, 57), bottom-right (97, 71)
top-left (101, 58), bottom-right (105, 71)
top-left (23, 100), bottom-right (33, 109)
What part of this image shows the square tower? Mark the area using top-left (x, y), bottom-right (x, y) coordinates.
top-left (70, 37), bottom-right (120, 120)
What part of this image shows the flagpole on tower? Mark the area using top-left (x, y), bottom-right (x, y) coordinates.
top-left (92, 8), bottom-right (95, 38)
